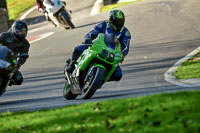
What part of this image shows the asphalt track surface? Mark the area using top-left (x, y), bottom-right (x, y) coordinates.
top-left (0, 0), bottom-right (200, 113)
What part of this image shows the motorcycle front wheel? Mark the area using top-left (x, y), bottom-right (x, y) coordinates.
top-left (63, 80), bottom-right (78, 100)
top-left (0, 76), bottom-right (9, 96)
top-left (81, 67), bottom-right (105, 99)
top-left (61, 12), bottom-right (75, 29)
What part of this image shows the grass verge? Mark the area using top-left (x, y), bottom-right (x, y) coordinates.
top-left (0, 91), bottom-right (200, 133)
top-left (101, 1), bottom-right (140, 12)
top-left (173, 52), bottom-right (200, 79)
top-left (7, 0), bottom-right (36, 20)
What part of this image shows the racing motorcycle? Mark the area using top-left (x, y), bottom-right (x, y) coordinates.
top-left (63, 33), bottom-right (123, 99)
top-left (43, 0), bottom-right (75, 29)
top-left (0, 46), bottom-right (18, 96)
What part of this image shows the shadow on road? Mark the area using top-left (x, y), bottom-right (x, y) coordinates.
top-left (75, 20), bottom-right (106, 29)
top-left (122, 56), bottom-right (183, 74)
top-left (24, 15), bottom-right (46, 26)
top-left (0, 95), bottom-right (62, 106)
top-left (23, 14), bottom-right (106, 30)
top-left (92, 84), bottom-right (197, 100)
top-left (70, 4), bottom-right (94, 13)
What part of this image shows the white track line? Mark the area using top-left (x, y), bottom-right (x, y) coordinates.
top-left (164, 46), bottom-right (200, 87)
top-left (90, 0), bottom-right (103, 16)
top-left (20, 6), bottom-right (37, 20)
top-left (28, 32), bottom-right (54, 44)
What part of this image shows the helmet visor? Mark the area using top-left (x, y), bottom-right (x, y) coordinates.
top-left (111, 18), bottom-right (125, 31)
top-left (15, 29), bottom-right (27, 39)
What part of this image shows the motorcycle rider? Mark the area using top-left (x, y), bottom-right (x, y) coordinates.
top-left (36, 0), bottom-right (67, 11)
top-left (36, 0), bottom-right (57, 27)
top-left (36, 0), bottom-right (44, 12)
top-left (66, 10), bottom-right (131, 82)
top-left (0, 20), bottom-right (30, 86)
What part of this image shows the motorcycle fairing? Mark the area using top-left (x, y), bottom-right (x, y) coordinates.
top-left (76, 33), bottom-right (123, 82)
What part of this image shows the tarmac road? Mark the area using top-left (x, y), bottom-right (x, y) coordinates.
top-left (0, 0), bottom-right (200, 113)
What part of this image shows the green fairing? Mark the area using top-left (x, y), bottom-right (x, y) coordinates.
top-left (65, 83), bottom-right (70, 92)
top-left (94, 63), bottom-right (106, 71)
top-left (76, 33), bottom-right (123, 81)
top-left (116, 10), bottom-right (123, 18)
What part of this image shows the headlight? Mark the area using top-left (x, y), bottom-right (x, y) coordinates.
top-left (102, 49), bottom-right (108, 57)
top-left (109, 53), bottom-right (115, 59)
top-left (0, 59), bottom-right (11, 69)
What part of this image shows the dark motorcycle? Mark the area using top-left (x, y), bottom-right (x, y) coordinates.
top-left (0, 46), bottom-right (18, 96)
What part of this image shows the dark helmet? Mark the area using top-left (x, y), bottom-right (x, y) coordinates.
top-left (109, 10), bottom-right (125, 32)
top-left (11, 20), bottom-right (28, 40)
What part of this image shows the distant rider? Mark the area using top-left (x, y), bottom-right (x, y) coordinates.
top-left (36, 0), bottom-right (45, 12)
top-left (66, 10), bottom-right (131, 82)
top-left (0, 20), bottom-right (30, 86)
top-left (36, 0), bottom-right (57, 27)
top-left (36, 0), bottom-right (67, 12)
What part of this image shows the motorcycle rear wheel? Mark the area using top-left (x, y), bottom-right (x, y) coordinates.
top-left (81, 67), bottom-right (105, 99)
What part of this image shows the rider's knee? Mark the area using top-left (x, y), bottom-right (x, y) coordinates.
top-left (109, 70), bottom-right (123, 82)
top-left (114, 71), bottom-right (123, 81)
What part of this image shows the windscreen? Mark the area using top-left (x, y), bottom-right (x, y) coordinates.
top-left (0, 46), bottom-right (14, 63)
top-left (103, 34), bottom-right (118, 49)
top-left (0, 46), bottom-right (8, 60)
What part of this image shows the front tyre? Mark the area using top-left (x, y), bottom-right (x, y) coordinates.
top-left (0, 76), bottom-right (9, 96)
top-left (63, 80), bottom-right (77, 100)
top-left (82, 67), bottom-right (105, 99)
top-left (61, 12), bottom-right (75, 29)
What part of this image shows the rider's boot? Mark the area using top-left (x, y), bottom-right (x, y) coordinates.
top-left (51, 21), bottom-right (57, 27)
top-left (66, 61), bottom-right (75, 73)
top-left (9, 70), bottom-right (23, 86)
top-left (44, 12), bottom-right (50, 21)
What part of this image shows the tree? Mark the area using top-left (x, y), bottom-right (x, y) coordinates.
top-left (0, 0), bottom-right (7, 10)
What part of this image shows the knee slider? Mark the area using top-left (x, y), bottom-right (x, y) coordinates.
top-left (114, 71), bottom-right (122, 81)
top-left (16, 75), bottom-right (23, 85)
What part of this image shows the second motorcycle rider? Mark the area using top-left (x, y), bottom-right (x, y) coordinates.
top-left (0, 20), bottom-right (30, 86)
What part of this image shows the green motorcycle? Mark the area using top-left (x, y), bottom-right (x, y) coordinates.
top-left (63, 33), bottom-right (123, 99)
